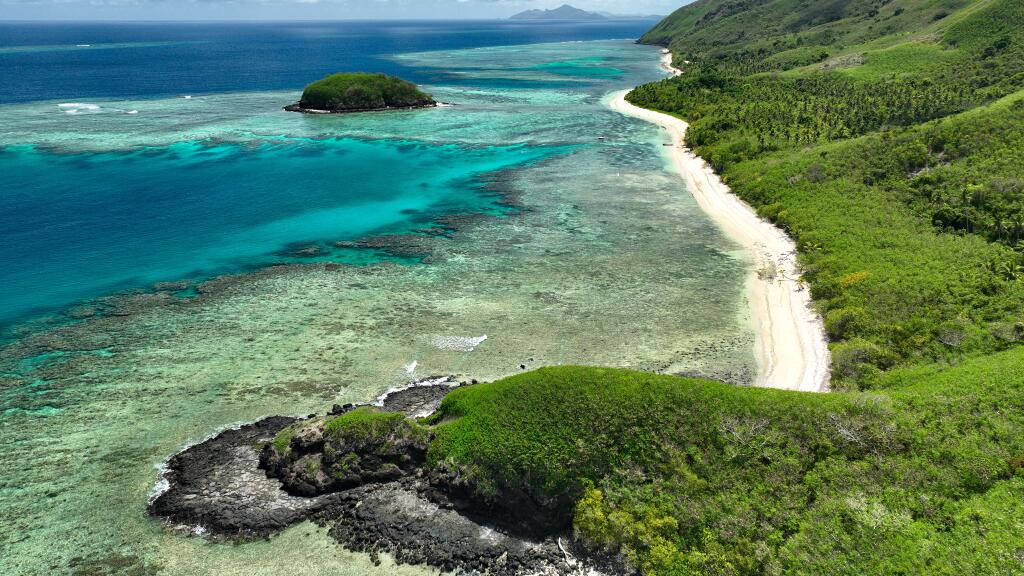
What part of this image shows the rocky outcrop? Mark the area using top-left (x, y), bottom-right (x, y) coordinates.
top-left (148, 378), bottom-right (623, 575)
top-left (259, 407), bottom-right (429, 496)
top-left (283, 101), bottom-right (437, 114)
top-left (317, 478), bottom-right (576, 574)
top-left (148, 416), bottom-right (342, 536)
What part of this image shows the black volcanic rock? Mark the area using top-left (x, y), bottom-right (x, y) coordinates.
top-left (148, 416), bottom-right (342, 536)
top-left (148, 378), bottom-right (625, 575)
top-left (259, 408), bottom-right (430, 496)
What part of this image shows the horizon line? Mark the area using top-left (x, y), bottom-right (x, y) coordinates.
top-left (0, 16), bottom-right (664, 24)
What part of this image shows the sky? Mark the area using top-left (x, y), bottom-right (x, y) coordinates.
top-left (0, 0), bottom-right (685, 21)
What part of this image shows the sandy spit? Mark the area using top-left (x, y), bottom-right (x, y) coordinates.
top-left (607, 60), bottom-right (830, 392)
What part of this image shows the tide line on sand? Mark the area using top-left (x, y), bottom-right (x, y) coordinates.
top-left (608, 61), bottom-right (830, 393)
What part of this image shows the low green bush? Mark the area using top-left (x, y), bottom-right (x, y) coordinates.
top-left (298, 72), bottom-right (434, 111)
top-left (406, 356), bottom-right (1024, 574)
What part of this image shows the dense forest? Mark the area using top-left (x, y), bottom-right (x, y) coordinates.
top-left (606, 0), bottom-right (1024, 572)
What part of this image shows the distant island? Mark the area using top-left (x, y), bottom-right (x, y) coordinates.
top-left (510, 4), bottom-right (604, 20)
top-left (284, 72), bottom-right (436, 114)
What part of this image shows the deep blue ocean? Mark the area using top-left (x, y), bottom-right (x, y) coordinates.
top-left (0, 20), bottom-right (656, 328)
top-left (0, 20), bottom-right (655, 102)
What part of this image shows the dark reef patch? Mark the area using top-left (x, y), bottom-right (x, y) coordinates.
top-left (334, 234), bottom-right (439, 260)
top-left (0, 160), bottom-right (528, 352)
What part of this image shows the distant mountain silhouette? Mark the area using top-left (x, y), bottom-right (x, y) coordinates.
top-left (510, 4), bottom-right (605, 20)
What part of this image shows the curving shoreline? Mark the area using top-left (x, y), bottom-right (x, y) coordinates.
top-left (659, 49), bottom-right (682, 76)
top-left (608, 58), bottom-right (830, 392)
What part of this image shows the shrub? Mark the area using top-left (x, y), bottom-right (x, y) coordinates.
top-left (832, 338), bottom-right (892, 381)
top-left (824, 307), bottom-right (870, 340)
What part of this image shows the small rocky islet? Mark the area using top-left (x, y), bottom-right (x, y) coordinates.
top-left (149, 377), bottom-right (619, 576)
top-left (284, 72), bottom-right (437, 114)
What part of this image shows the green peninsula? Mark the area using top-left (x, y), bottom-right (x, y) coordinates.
top-left (285, 72), bottom-right (436, 113)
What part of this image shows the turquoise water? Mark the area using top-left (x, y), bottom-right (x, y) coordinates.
top-left (0, 39), bottom-right (756, 575)
top-left (0, 19), bottom-right (659, 329)
top-left (0, 138), bottom-right (566, 325)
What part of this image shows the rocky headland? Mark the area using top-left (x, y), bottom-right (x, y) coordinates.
top-left (149, 377), bottom-right (621, 576)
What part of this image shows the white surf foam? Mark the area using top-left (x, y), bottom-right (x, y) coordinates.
top-left (57, 103), bottom-right (101, 115)
top-left (427, 334), bottom-right (487, 352)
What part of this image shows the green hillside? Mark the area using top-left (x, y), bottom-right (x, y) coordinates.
top-left (272, 3), bottom-right (1024, 575)
top-left (641, 0), bottom-right (991, 75)
top-left (277, 355), bottom-right (1024, 575)
top-left (631, 0), bottom-right (1024, 390)
top-left (566, 0), bottom-right (1024, 571)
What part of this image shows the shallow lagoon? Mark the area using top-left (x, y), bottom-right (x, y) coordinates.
top-left (0, 40), bottom-right (755, 574)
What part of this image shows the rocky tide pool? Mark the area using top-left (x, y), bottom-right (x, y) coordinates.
top-left (0, 31), bottom-right (754, 575)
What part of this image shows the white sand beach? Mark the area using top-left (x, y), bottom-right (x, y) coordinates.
top-left (609, 82), bottom-right (830, 392)
top-left (660, 50), bottom-right (682, 76)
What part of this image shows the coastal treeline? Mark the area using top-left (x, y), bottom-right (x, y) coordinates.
top-left (629, 0), bottom-right (1024, 388)
top-left (630, 70), bottom-right (981, 163)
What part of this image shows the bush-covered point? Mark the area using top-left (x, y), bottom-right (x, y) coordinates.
top-left (297, 72), bottom-right (435, 112)
top-left (375, 361), bottom-right (1024, 575)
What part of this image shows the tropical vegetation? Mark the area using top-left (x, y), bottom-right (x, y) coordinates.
top-left (629, 0), bottom-right (1024, 389)
top-left (277, 1), bottom-right (1024, 573)
top-left (295, 72), bottom-right (435, 112)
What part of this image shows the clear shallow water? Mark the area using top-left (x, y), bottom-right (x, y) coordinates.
top-left (0, 139), bottom-right (566, 324)
top-left (0, 27), bottom-right (756, 576)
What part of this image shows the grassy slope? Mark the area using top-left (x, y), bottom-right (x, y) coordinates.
top-left (421, 358), bottom-right (1024, 575)
top-left (641, 0), bottom-right (976, 74)
top-left (542, 0), bottom-right (1024, 571)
